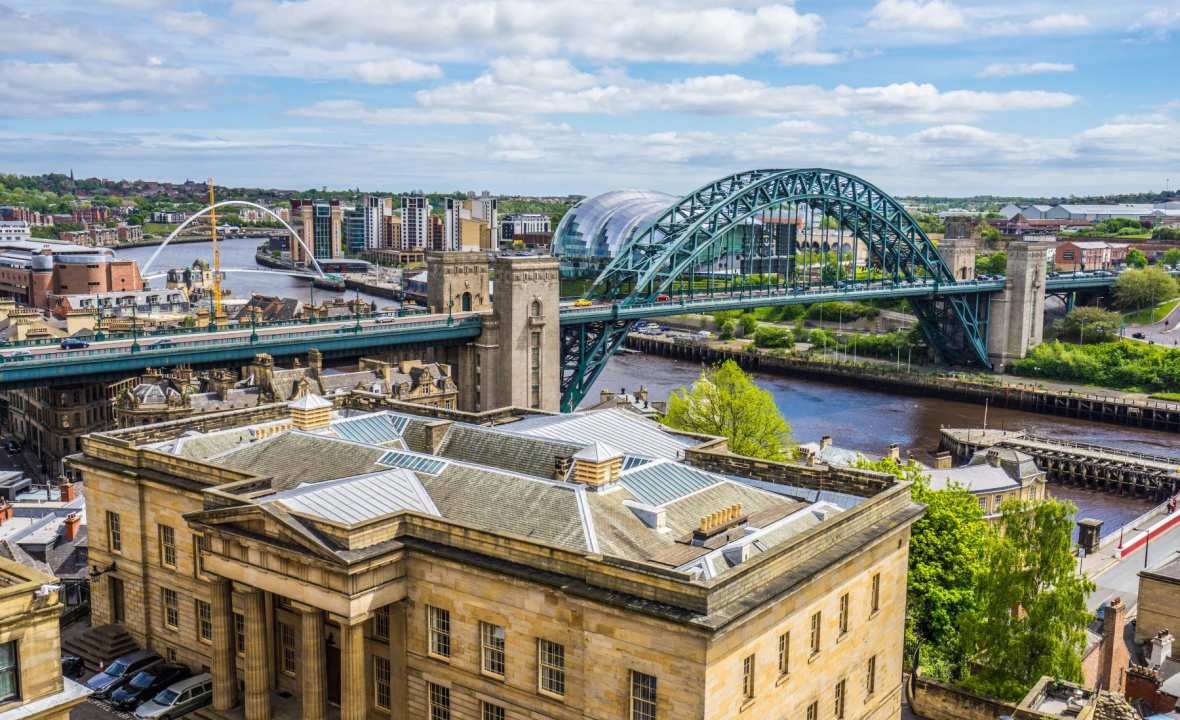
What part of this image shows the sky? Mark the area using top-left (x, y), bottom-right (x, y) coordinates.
top-left (1, 0), bottom-right (1178, 197)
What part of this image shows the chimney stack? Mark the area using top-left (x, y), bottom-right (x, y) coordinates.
top-left (887, 443), bottom-right (900, 462)
top-left (933, 451), bottom-right (953, 469)
top-left (63, 512), bottom-right (81, 542)
top-left (60, 481), bottom-right (77, 503)
top-left (424, 420), bottom-right (452, 455)
top-left (1150, 629), bottom-right (1174, 668)
top-left (820, 435), bottom-right (832, 449)
top-left (571, 442), bottom-right (624, 488)
top-left (288, 384), bottom-right (333, 431)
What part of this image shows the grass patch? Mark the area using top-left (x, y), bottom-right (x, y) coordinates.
top-left (1150, 392), bottom-right (1180, 401)
top-left (1122, 297), bottom-right (1180, 325)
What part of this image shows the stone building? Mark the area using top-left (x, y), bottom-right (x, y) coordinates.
top-left (925, 447), bottom-right (1047, 520)
top-left (0, 554), bottom-right (91, 717)
top-left (71, 396), bottom-right (922, 720)
top-left (1136, 554), bottom-right (1180, 643)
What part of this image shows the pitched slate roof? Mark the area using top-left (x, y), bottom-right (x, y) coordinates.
top-left (329, 412), bottom-right (410, 447)
top-left (437, 424), bottom-right (581, 479)
top-left (509, 407), bottom-right (694, 460)
top-left (268, 469), bottom-right (439, 524)
top-left (215, 432), bottom-right (387, 490)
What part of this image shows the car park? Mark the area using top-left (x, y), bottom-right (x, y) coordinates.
top-left (133, 673), bottom-right (214, 719)
top-left (111, 663), bottom-right (191, 711)
top-left (86, 650), bottom-right (162, 698)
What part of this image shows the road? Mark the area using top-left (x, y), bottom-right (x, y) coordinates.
top-left (1125, 300), bottom-right (1180, 347)
top-left (1087, 514), bottom-right (1180, 612)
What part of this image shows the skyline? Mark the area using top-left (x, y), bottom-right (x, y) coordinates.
top-left (2, 0), bottom-right (1178, 197)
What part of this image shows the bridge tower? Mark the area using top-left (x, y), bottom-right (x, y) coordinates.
top-left (938, 238), bottom-right (976, 281)
top-left (425, 252), bottom-right (560, 412)
top-left (986, 240), bottom-right (1053, 368)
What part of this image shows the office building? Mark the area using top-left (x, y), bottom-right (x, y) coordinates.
top-left (445, 194), bottom-right (499, 251)
top-left (0, 221), bottom-right (31, 243)
top-left (500, 213), bottom-right (552, 242)
top-left (290, 200), bottom-right (344, 262)
top-left (74, 382), bottom-right (920, 720)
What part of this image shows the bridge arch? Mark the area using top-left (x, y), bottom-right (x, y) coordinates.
top-left (140, 200), bottom-right (326, 278)
top-left (560, 168), bottom-right (990, 410)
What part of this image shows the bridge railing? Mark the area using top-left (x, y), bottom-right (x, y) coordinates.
top-left (0, 315), bottom-right (480, 366)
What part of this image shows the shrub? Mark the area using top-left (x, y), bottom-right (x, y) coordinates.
top-left (753, 325), bottom-right (793, 348)
top-left (805, 301), bottom-right (879, 321)
top-left (718, 318), bottom-right (738, 340)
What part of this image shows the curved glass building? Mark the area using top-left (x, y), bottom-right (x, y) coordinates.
top-left (553, 190), bottom-right (677, 258)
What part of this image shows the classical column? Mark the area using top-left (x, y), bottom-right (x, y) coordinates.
top-left (338, 616), bottom-right (368, 720)
top-left (209, 577), bottom-right (238, 711)
top-left (389, 602), bottom-right (408, 718)
top-left (297, 604), bottom-right (327, 720)
top-left (241, 586), bottom-right (271, 720)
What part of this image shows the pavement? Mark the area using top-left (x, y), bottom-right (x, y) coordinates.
top-left (1086, 509), bottom-right (1180, 612)
top-left (1124, 300), bottom-right (1180, 347)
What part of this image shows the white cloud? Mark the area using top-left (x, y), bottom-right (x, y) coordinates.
top-left (160, 10), bottom-right (219, 35)
top-left (353, 59), bottom-right (443, 84)
top-left (868, 0), bottom-right (965, 31)
top-left (1026, 13), bottom-right (1090, 33)
top-left (235, 0), bottom-right (827, 65)
top-left (289, 99), bottom-right (508, 125)
top-left (0, 60), bottom-right (206, 116)
top-left (978, 62), bottom-right (1075, 78)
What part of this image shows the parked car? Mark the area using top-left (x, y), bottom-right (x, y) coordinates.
top-left (133, 673), bottom-right (214, 719)
top-left (85, 650), bottom-right (162, 698)
top-left (111, 663), bottom-right (190, 710)
top-left (60, 338), bottom-right (90, 350)
top-left (61, 655), bottom-right (85, 679)
top-left (2, 350), bottom-right (33, 361)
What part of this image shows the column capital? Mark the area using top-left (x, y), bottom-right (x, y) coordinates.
top-left (329, 611), bottom-right (372, 627)
top-left (289, 600), bottom-right (324, 615)
top-left (231, 581), bottom-right (260, 598)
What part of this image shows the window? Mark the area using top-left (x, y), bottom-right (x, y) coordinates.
top-left (107, 511), bottom-right (122, 552)
top-left (0, 641), bottom-right (18, 703)
top-left (481, 701), bottom-right (506, 720)
top-left (810, 612), bottom-right (822, 655)
top-left (778, 632), bottom-right (790, 675)
top-left (806, 701), bottom-right (819, 720)
top-left (530, 299), bottom-right (542, 317)
top-left (374, 656), bottom-right (391, 710)
top-left (741, 654), bottom-right (755, 701)
top-left (835, 678), bottom-right (847, 720)
top-left (427, 606), bottom-right (450, 658)
top-left (838, 593), bottom-right (849, 636)
top-left (165, 647), bottom-right (177, 663)
top-left (195, 600), bottom-right (212, 642)
top-left (234, 613), bottom-right (245, 655)
top-left (537, 639), bottom-right (566, 697)
top-left (427, 682), bottom-right (450, 720)
top-left (866, 655), bottom-right (877, 696)
top-left (194, 535), bottom-right (209, 576)
top-left (373, 606), bottom-right (390, 642)
top-left (871, 573), bottom-right (881, 614)
top-left (279, 623), bottom-right (296, 675)
top-left (162, 588), bottom-right (179, 629)
top-left (630, 670), bottom-right (658, 720)
top-left (159, 525), bottom-right (176, 568)
top-left (479, 622), bottom-right (505, 677)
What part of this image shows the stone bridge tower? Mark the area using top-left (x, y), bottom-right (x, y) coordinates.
top-left (986, 239), bottom-right (1052, 368)
top-left (425, 252), bottom-right (560, 413)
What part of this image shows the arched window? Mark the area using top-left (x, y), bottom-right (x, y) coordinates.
top-left (530, 299), bottom-right (542, 317)
top-left (461, 292), bottom-right (472, 312)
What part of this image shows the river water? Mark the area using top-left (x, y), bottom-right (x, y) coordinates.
top-left (114, 240), bottom-right (1168, 532)
top-left (119, 237), bottom-right (394, 309)
top-left (589, 352), bottom-right (1177, 533)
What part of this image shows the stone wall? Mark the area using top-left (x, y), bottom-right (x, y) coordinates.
top-left (912, 676), bottom-right (1023, 720)
top-left (683, 445), bottom-right (898, 497)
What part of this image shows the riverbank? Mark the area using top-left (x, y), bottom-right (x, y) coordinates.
top-left (625, 334), bottom-right (1180, 432)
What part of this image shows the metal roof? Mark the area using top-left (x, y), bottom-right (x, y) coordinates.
top-left (268, 469), bottom-right (439, 524)
top-left (378, 450), bottom-right (448, 475)
top-left (511, 408), bottom-right (692, 460)
top-left (619, 460), bottom-right (722, 507)
top-left (331, 412), bottom-right (409, 446)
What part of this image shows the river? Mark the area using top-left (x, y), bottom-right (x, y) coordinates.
top-left (118, 237), bottom-right (395, 309)
top-left (589, 352), bottom-right (1176, 533)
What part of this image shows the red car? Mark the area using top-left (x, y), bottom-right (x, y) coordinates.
top-left (655, 294), bottom-right (670, 302)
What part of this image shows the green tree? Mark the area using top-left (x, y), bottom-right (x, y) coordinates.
top-left (1162, 247), bottom-right (1180, 268)
top-left (976, 252), bottom-right (1007, 275)
top-left (738, 313), bottom-right (759, 336)
top-left (1126, 248), bottom-right (1148, 268)
top-left (1056, 307), bottom-right (1121, 343)
top-left (853, 458), bottom-right (989, 677)
top-left (959, 498), bottom-right (1095, 701)
top-left (718, 318), bottom-right (738, 340)
top-left (1113, 267), bottom-right (1179, 310)
top-left (662, 360), bottom-right (794, 460)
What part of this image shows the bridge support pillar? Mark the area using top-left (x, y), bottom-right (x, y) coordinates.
top-left (986, 240), bottom-right (1052, 369)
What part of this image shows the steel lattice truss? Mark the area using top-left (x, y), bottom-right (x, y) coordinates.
top-left (560, 168), bottom-right (993, 411)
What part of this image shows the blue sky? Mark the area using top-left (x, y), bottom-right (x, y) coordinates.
top-left (1, 0), bottom-right (1178, 197)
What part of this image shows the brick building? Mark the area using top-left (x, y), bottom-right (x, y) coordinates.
top-left (72, 394), bottom-right (921, 720)
top-left (0, 239), bottom-right (143, 309)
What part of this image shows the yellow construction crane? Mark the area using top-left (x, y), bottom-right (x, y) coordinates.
top-left (207, 177), bottom-right (222, 318)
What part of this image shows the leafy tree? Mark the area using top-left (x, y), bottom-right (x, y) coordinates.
top-left (1056, 307), bottom-right (1121, 343)
top-left (976, 223), bottom-right (1001, 242)
top-left (1126, 248), bottom-right (1148, 268)
top-left (662, 360), bottom-right (794, 460)
top-left (853, 458), bottom-right (989, 677)
top-left (753, 325), bottom-right (792, 348)
top-left (1153, 227), bottom-right (1180, 242)
top-left (976, 252), bottom-right (1007, 275)
top-left (1162, 247), bottom-right (1180, 268)
top-left (738, 313), bottom-right (759, 336)
top-left (718, 318), bottom-right (738, 340)
top-left (959, 498), bottom-right (1095, 701)
top-left (1113, 267), bottom-right (1179, 310)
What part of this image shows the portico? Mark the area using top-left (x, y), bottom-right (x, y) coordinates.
top-left (192, 503), bottom-right (409, 720)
